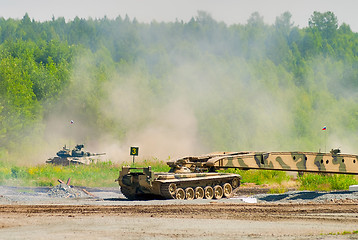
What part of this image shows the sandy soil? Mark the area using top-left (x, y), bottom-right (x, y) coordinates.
top-left (1, 185), bottom-right (358, 239)
top-left (1, 202), bottom-right (358, 239)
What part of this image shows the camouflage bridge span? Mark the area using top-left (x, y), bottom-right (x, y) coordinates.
top-left (168, 149), bottom-right (358, 174)
top-left (184, 149), bottom-right (358, 175)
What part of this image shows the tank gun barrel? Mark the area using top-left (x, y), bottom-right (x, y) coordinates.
top-left (91, 153), bottom-right (106, 156)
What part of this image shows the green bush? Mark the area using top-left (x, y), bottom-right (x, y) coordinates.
top-left (223, 169), bottom-right (291, 185)
top-left (10, 166), bottom-right (28, 179)
top-left (298, 173), bottom-right (358, 191)
top-left (1, 159), bottom-right (357, 191)
top-left (1, 160), bottom-right (170, 187)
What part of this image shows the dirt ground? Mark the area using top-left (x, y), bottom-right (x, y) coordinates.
top-left (1, 202), bottom-right (358, 239)
top-left (1, 185), bottom-right (358, 239)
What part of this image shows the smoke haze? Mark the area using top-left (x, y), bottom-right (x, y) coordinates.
top-left (4, 12), bottom-right (358, 165)
top-left (34, 53), bottom-right (358, 164)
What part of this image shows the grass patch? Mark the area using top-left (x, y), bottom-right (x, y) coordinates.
top-left (223, 169), bottom-right (291, 185)
top-left (1, 158), bottom-right (358, 191)
top-left (222, 169), bottom-right (295, 192)
top-left (268, 187), bottom-right (288, 194)
top-left (0, 159), bottom-right (170, 187)
top-left (298, 173), bottom-right (358, 191)
top-left (223, 169), bottom-right (358, 192)
top-left (327, 230), bottom-right (358, 235)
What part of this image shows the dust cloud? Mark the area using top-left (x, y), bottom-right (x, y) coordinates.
top-left (10, 14), bottom-right (358, 166)
top-left (30, 52), bottom-right (356, 165)
top-left (36, 56), bottom-right (206, 164)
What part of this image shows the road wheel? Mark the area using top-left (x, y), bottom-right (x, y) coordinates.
top-left (231, 177), bottom-right (240, 189)
top-left (168, 183), bottom-right (177, 196)
top-left (223, 183), bottom-right (233, 198)
top-left (185, 187), bottom-right (195, 200)
top-left (204, 186), bottom-right (214, 200)
top-left (194, 187), bottom-right (204, 199)
top-left (176, 188), bottom-right (185, 200)
top-left (214, 185), bottom-right (223, 199)
top-left (223, 183), bottom-right (232, 198)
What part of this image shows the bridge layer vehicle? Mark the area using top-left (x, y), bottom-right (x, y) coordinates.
top-left (117, 149), bottom-right (358, 200)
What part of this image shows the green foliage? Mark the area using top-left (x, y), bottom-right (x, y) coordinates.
top-left (223, 169), bottom-right (291, 185)
top-left (0, 11), bottom-right (357, 165)
top-left (298, 173), bottom-right (358, 191)
top-left (129, 159), bottom-right (171, 172)
top-left (1, 158), bottom-right (358, 191)
top-left (0, 159), bottom-right (170, 187)
top-left (268, 187), bottom-right (287, 194)
top-left (0, 161), bottom-right (118, 187)
top-left (10, 166), bottom-right (27, 178)
top-left (309, 11), bottom-right (338, 40)
top-left (327, 230), bottom-right (358, 235)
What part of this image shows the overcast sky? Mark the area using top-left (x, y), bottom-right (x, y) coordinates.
top-left (0, 0), bottom-right (357, 32)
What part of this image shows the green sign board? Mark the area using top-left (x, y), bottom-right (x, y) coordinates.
top-left (130, 147), bottom-right (139, 156)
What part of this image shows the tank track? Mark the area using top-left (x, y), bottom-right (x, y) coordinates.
top-left (159, 177), bottom-right (241, 200)
top-left (120, 186), bottom-right (136, 200)
top-left (122, 186), bottom-right (164, 200)
top-left (160, 182), bottom-right (176, 199)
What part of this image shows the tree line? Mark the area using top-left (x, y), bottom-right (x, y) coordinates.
top-left (0, 11), bottom-right (358, 160)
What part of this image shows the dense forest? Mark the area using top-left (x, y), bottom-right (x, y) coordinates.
top-left (0, 11), bottom-right (358, 163)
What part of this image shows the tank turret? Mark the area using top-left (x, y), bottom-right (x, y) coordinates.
top-left (56, 145), bottom-right (71, 158)
top-left (46, 144), bottom-right (106, 165)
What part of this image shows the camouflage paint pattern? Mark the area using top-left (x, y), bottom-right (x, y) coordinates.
top-left (197, 150), bottom-right (358, 174)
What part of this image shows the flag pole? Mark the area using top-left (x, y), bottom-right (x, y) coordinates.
top-left (322, 126), bottom-right (327, 152)
top-left (70, 120), bottom-right (74, 149)
top-left (325, 129), bottom-right (327, 153)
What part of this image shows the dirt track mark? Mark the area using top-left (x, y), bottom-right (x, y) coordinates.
top-left (1, 203), bottom-right (358, 222)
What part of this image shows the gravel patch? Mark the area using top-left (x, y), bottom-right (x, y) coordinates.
top-left (0, 186), bottom-right (51, 203)
top-left (47, 183), bottom-right (89, 198)
top-left (1, 185), bottom-right (358, 205)
top-left (253, 190), bottom-right (358, 203)
top-left (0, 184), bottom-right (92, 204)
